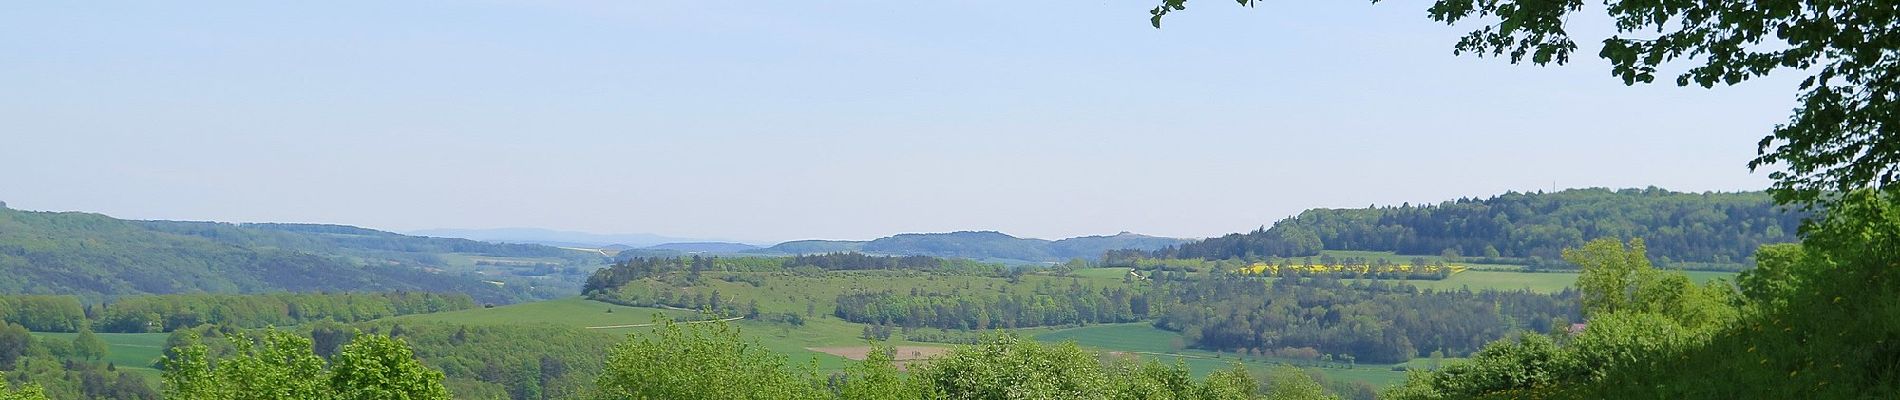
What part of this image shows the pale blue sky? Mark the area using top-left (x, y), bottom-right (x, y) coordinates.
top-left (1, 1), bottom-right (1794, 243)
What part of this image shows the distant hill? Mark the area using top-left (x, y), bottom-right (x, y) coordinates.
top-left (1157, 187), bottom-right (1803, 269)
top-left (640, 242), bottom-right (760, 253)
top-left (752, 231), bottom-right (1188, 263)
top-left (407, 227), bottom-right (705, 248)
top-left (0, 206), bottom-right (601, 303)
top-left (1049, 232), bottom-right (1190, 259)
top-left (759, 240), bottom-right (864, 254)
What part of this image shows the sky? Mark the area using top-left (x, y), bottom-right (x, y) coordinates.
top-left (1, 1), bottom-right (1797, 244)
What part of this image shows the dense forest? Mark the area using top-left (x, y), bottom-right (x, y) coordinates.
top-left (833, 283), bottom-right (1153, 329)
top-left (1385, 191), bottom-right (1900, 399)
top-left (0, 292), bottom-right (475, 333)
top-left (1158, 188), bottom-right (1802, 270)
top-left (582, 253), bottom-right (1005, 296)
top-left (584, 253), bottom-right (1577, 366)
top-left (0, 206), bottom-right (602, 303)
top-left (1151, 275), bottom-right (1578, 363)
top-left (92, 293), bottom-right (475, 333)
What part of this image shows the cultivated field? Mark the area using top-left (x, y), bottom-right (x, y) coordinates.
top-left (359, 258), bottom-right (1740, 390)
top-left (30, 332), bottom-right (169, 382)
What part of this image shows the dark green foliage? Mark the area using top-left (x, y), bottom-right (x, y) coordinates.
top-left (0, 323), bottom-right (29, 371)
top-left (0, 208), bottom-right (532, 303)
top-left (1151, 275), bottom-right (1578, 363)
top-left (833, 284), bottom-right (1152, 329)
top-left (90, 292), bottom-right (476, 333)
top-left (584, 256), bottom-right (786, 295)
top-left (0, 297), bottom-right (84, 333)
top-left (584, 254), bottom-right (1004, 297)
top-left (1160, 188), bottom-right (1800, 269)
top-left (1388, 191), bottom-right (1900, 398)
top-left (142, 222), bottom-right (590, 262)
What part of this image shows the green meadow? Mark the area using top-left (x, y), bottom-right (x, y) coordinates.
top-left (30, 332), bottom-right (170, 382)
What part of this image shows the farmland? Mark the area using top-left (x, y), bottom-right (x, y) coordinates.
top-left (6, 251), bottom-right (1733, 397)
top-left (407, 253), bottom-right (1637, 388)
top-left (29, 331), bottom-right (169, 382)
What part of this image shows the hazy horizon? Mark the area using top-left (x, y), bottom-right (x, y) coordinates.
top-left (3, 1), bottom-right (1789, 244)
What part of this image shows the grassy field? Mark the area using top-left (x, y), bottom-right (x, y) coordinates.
top-left (404, 298), bottom-right (1419, 388)
top-left (1034, 323), bottom-right (1411, 388)
top-left (379, 296), bottom-right (977, 373)
top-left (367, 262), bottom-right (1751, 392)
top-left (1070, 267), bottom-right (1135, 281)
top-left (31, 332), bottom-right (170, 382)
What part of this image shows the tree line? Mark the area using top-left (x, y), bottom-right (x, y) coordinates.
top-left (832, 283), bottom-right (1153, 330)
top-left (1389, 192), bottom-right (1900, 398)
top-left (583, 253), bottom-right (1005, 296)
top-left (0, 207), bottom-right (527, 304)
top-left (1155, 188), bottom-right (1801, 270)
top-left (1150, 274), bottom-right (1579, 364)
top-left (0, 292), bottom-right (475, 333)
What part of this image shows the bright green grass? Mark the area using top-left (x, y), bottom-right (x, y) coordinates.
top-left (31, 332), bottom-right (169, 381)
top-left (1034, 323), bottom-right (1410, 388)
top-left (1070, 267), bottom-right (1135, 281)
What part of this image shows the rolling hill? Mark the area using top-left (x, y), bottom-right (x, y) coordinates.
top-left (407, 227), bottom-right (705, 248)
top-left (750, 231), bottom-right (1189, 263)
top-left (1158, 187), bottom-right (1804, 269)
top-left (0, 205), bottom-right (601, 303)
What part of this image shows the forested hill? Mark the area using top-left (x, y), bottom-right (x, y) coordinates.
top-left (752, 231), bottom-right (1187, 262)
top-left (0, 206), bottom-right (596, 303)
top-left (1158, 188), bottom-right (1802, 268)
